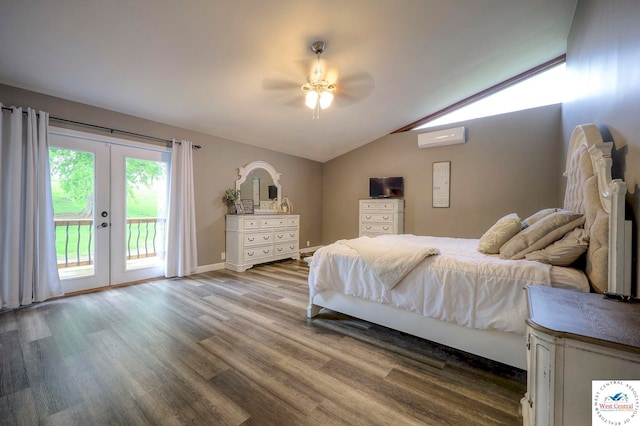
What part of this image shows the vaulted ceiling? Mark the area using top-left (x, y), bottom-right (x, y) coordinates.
top-left (0, 1), bottom-right (577, 162)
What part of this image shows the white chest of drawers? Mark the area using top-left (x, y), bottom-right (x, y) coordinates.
top-left (359, 199), bottom-right (404, 237)
top-left (225, 214), bottom-right (300, 272)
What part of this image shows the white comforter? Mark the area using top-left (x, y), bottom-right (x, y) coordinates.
top-left (337, 236), bottom-right (440, 290)
top-left (309, 234), bottom-right (555, 335)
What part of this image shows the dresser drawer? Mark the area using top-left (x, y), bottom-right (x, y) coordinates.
top-left (274, 230), bottom-right (298, 242)
top-left (243, 232), bottom-right (272, 246)
top-left (285, 216), bottom-right (299, 227)
top-left (241, 218), bottom-right (261, 229)
top-left (361, 223), bottom-right (394, 234)
top-left (360, 200), bottom-right (396, 210)
top-left (244, 246), bottom-right (273, 260)
top-left (260, 217), bottom-right (289, 228)
top-left (275, 242), bottom-right (298, 256)
top-left (360, 213), bottom-right (394, 223)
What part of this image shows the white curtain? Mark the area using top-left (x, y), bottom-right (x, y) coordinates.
top-left (0, 106), bottom-right (63, 309)
top-left (165, 139), bottom-right (198, 277)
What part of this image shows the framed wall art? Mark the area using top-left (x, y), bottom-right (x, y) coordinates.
top-left (432, 161), bottom-right (450, 208)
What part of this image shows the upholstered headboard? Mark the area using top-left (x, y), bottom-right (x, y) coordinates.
top-left (563, 124), bottom-right (628, 293)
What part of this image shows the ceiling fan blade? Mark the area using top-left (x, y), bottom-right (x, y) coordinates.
top-left (282, 97), bottom-right (306, 108)
top-left (339, 70), bottom-right (373, 85)
top-left (262, 57), bottom-right (314, 98)
top-left (262, 78), bottom-right (300, 91)
top-left (334, 71), bottom-right (375, 106)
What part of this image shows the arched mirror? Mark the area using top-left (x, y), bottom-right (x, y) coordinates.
top-left (235, 161), bottom-right (282, 213)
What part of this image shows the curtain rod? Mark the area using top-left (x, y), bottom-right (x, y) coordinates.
top-left (1, 106), bottom-right (202, 149)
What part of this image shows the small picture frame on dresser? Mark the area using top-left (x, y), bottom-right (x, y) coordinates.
top-left (240, 199), bottom-right (254, 214)
top-left (234, 200), bottom-right (245, 214)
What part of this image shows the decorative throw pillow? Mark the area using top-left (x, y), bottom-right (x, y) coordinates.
top-left (499, 210), bottom-right (585, 260)
top-left (521, 208), bottom-right (559, 229)
top-left (525, 228), bottom-right (589, 266)
top-left (477, 213), bottom-right (522, 254)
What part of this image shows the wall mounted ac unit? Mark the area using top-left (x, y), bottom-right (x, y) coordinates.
top-left (418, 127), bottom-right (466, 148)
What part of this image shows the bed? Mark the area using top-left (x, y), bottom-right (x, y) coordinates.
top-left (307, 124), bottom-right (630, 370)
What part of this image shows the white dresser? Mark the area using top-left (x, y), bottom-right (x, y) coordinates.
top-left (522, 286), bottom-right (640, 426)
top-left (225, 214), bottom-right (300, 272)
top-left (359, 199), bottom-right (404, 237)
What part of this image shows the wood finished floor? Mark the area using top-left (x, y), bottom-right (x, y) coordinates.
top-left (0, 259), bottom-right (525, 425)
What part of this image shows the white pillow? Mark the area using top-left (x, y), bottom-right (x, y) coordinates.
top-left (525, 228), bottom-right (589, 266)
top-left (477, 213), bottom-right (522, 254)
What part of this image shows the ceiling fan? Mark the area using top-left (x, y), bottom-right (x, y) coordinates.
top-left (301, 41), bottom-right (336, 118)
top-left (262, 40), bottom-right (374, 117)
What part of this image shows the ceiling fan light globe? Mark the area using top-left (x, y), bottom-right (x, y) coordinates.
top-left (305, 90), bottom-right (319, 109)
top-left (319, 91), bottom-right (333, 109)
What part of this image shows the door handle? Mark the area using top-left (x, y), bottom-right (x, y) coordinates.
top-left (97, 222), bottom-right (110, 228)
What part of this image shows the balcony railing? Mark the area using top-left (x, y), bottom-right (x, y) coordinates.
top-left (55, 217), bottom-right (166, 269)
top-left (126, 218), bottom-right (166, 261)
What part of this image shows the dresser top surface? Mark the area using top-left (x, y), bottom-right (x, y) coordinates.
top-left (526, 286), bottom-right (640, 353)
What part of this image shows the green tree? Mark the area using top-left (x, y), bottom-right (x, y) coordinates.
top-left (126, 158), bottom-right (163, 193)
top-left (49, 148), bottom-right (164, 217)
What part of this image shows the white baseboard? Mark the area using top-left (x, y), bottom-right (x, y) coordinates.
top-left (195, 262), bottom-right (226, 274)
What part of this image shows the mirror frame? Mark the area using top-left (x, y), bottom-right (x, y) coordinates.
top-left (235, 160), bottom-right (281, 209)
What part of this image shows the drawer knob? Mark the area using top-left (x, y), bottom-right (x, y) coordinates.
top-left (263, 235), bottom-right (270, 240)
top-left (248, 237), bottom-right (254, 241)
top-left (383, 216), bottom-right (390, 220)
top-left (247, 251), bottom-right (254, 257)
top-left (383, 226), bottom-right (389, 230)
top-left (263, 249), bottom-right (269, 254)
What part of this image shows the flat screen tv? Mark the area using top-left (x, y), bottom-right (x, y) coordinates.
top-left (369, 176), bottom-right (404, 198)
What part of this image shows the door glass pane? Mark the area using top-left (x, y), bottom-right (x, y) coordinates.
top-left (124, 157), bottom-right (168, 270)
top-left (49, 147), bottom-right (96, 279)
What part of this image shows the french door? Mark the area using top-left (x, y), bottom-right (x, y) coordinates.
top-left (49, 127), bottom-right (171, 293)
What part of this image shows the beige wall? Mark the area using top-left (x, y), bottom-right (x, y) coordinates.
top-left (562, 0), bottom-right (639, 289)
top-left (0, 83), bottom-right (323, 268)
top-left (322, 104), bottom-right (563, 244)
